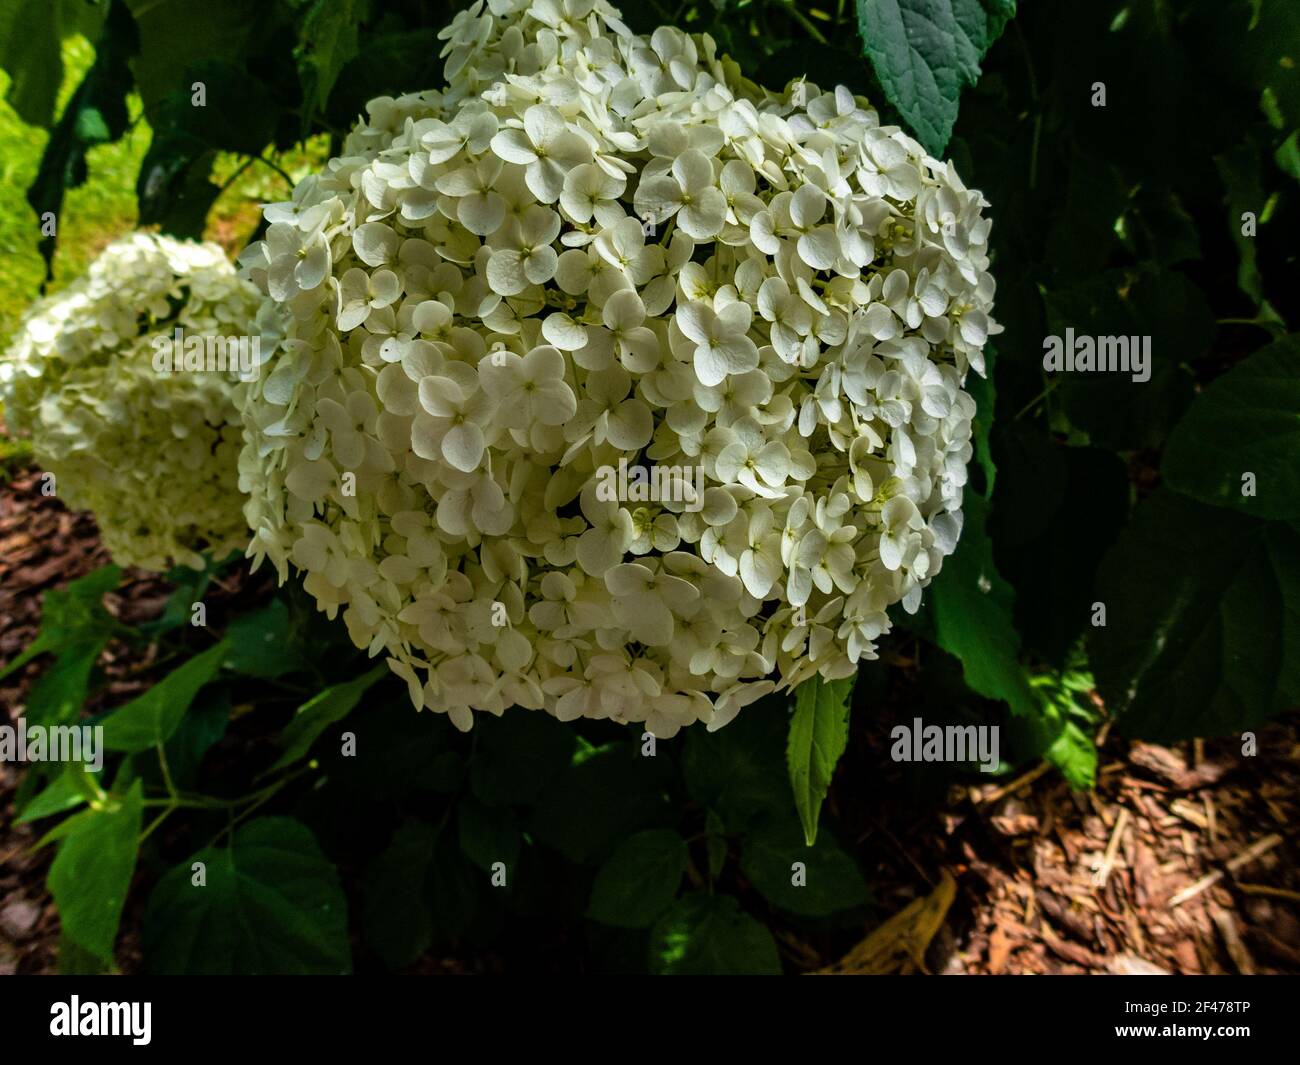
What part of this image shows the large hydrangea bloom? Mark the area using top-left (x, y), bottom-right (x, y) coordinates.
top-left (238, 0), bottom-right (999, 735)
top-left (0, 233), bottom-right (262, 570)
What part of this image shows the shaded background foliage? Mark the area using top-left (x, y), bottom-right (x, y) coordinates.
top-left (0, 0), bottom-right (1296, 974)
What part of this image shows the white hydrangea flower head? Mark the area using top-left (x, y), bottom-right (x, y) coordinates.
top-left (239, 0), bottom-right (1000, 736)
top-left (0, 233), bottom-right (263, 571)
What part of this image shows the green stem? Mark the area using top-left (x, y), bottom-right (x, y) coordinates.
top-left (782, 1), bottom-right (827, 44)
top-left (156, 742), bottom-right (177, 799)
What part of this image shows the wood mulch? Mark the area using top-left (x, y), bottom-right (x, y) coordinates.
top-left (2, 458), bottom-right (1297, 975)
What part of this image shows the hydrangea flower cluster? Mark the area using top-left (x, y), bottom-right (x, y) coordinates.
top-left (0, 233), bottom-right (262, 570)
top-left (238, 0), bottom-right (999, 735)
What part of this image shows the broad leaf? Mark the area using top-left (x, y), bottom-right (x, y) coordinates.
top-left (456, 795), bottom-right (521, 874)
top-left (294, 0), bottom-right (368, 126)
top-left (586, 829), bottom-right (688, 929)
top-left (683, 696), bottom-right (788, 831)
top-left (1089, 489), bottom-right (1300, 741)
top-left (362, 820), bottom-right (435, 969)
top-left (1163, 333), bottom-right (1300, 521)
top-left (26, 0), bottom-right (137, 278)
top-left (529, 743), bottom-right (672, 864)
top-left (855, 0), bottom-right (1016, 156)
top-left (143, 817), bottom-right (351, 974)
top-left (48, 779), bottom-right (142, 965)
top-left (740, 813), bottom-right (870, 918)
top-left (648, 893), bottom-right (781, 975)
top-left (100, 640), bottom-right (229, 753)
top-left (469, 706), bottom-right (575, 807)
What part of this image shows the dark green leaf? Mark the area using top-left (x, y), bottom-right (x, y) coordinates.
top-left (1163, 333), bottom-right (1300, 521)
top-left (264, 664), bottom-right (387, 775)
top-left (143, 817), bottom-right (351, 974)
top-left (586, 829), bottom-right (688, 929)
top-left (224, 599), bottom-right (296, 678)
top-left (26, 0), bottom-right (137, 278)
top-left (740, 814), bottom-right (870, 918)
top-left (295, 0), bottom-right (368, 125)
top-left (928, 494), bottom-right (1041, 722)
top-left (0, 0), bottom-right (66, 127)
top-left (1089, 489), bottom-right (1300, 741)
top-left (855, 0), bottom-right (1016, 156)
top-left (48, 779), bottom-right (142, 965)
top-left (456, 795), bottom-right (521, 874)
top-left (425, 825), bottom-right (481, 943)
top-left (362, 819), bottom-right (435, 969)
top-left (683, 697), bottom-right (788, 831)
top-left (529, 743), bottom-right (672, 864)
top-left (648, 893), bottom-right (781, 975)
top-left (469, 707), bottom-right (575, 807)
top-left (100, 640), bottom-right (229, 753)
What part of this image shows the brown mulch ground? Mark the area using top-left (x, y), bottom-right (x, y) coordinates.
top-left (2, 460), bottom-right (1297, 975)
top-left (822, 714), bottom-right (1300, 975)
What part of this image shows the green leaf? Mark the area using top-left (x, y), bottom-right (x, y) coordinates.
top-left (705, 810), bottom-right (727, 879)
top-left (100, 640), bottom-right (229, 753)
top-left (529, 743), bottom-right (672, 864)
top-left (586, 829), bottom-right (688, 929)
top-left (1043, 268), bottom-right (1202, 451)
top-left (362, 819), bottom-right (435, 969)
top-left (0, 564), bottom-right (120, 683)
top-left (1163, 333), bottom-right (1300, 521)
top-left (0, 0), bottom-right (65, 128)
top-left (123, 0), bottom-right (269, 113)
top-left (224, 599), bottom-right (296, 678)
top-left (855, 0), bottom-right (1016, 156)
top-left (48, 780), bottom-right (142, 965)
top-left (1089, 489), bottom-right (1300, 742)
top-left (425, 825), bottom-right (481, 943)
top-left (24, 637), bottom-right (107, 727)
top-left (142, 555), bottom-right (227, 637)
top-left (740, 813), bottom-right (870, 918)
top-left (322, 28), bottom-right (441, 130)
top-left (928, 494), bottom-right (1041, 723)
top-left (294, 0), bottom-right (368, 126)
top-left (1032, 679), bottom-right (1098, 791)
top-left (469, 707), bottom-right (575, 807)
top-left (683, 697), bottom-right (788, 831)
top-left (456, 795), bottom-right (521, 874)
top-left (25, 0), bottom-right (138, 279)
top-left (163, 685), bottom-right (231, 784)
top-left (648, 893), bottom-right (781, 975)
top-left (786, 672), bottom-right (855, 846)
top-left (143, 817), bottom-right (351, 974)
top-left (16, 763), bottom-right (96, 823)
top-left (263, 664), bottom-right (387, 775)
top-left (990, 435), bottom-right (1129, 665)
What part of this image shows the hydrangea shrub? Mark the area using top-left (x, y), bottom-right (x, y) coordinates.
top-left (238, 0), bottom-right (999, 735)
top-left (0, 233), bottom-right (262, 570)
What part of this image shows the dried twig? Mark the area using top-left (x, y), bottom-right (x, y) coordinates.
top-left (1093, 808), bottom-right (1129, 888)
